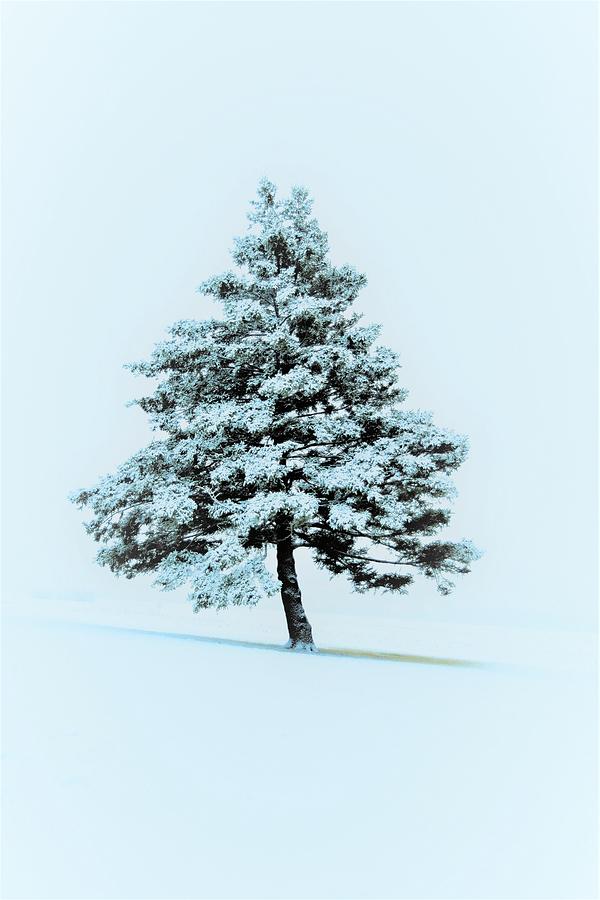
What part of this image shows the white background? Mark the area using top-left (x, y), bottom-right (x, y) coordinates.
top-left (2, 1), bottom-right (597, 631)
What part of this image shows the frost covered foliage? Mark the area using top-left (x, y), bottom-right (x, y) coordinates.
top-left (71, 180), bottom-right (479, 613)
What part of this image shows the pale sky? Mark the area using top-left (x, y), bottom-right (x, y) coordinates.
top-left (2, 1), bottom-right (597, 629)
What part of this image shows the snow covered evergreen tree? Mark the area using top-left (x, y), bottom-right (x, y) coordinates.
top-left (71, 180), bottom-right (479, 650)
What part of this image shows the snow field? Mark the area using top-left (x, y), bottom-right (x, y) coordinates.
top-left (2, 615), bottom-right (596, 899)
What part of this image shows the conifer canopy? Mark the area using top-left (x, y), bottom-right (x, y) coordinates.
top-left (71, 180), bottom-right (479, 634)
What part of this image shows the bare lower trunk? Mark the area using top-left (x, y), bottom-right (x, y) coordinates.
top-left (276, 529), bottom-right (316, 651)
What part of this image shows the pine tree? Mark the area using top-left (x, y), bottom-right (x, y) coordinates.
top-left (71, 180), bottom-right (479, 650)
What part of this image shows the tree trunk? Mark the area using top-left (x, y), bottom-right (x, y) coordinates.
top-left (276, 529), bottom-right (316, 651)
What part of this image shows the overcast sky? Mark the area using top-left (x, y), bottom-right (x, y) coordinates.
top-left (2, 1), bottom-right (597, 630)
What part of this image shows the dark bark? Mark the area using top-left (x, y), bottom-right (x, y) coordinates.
top-left (276, 527), bottom-right (316, 650)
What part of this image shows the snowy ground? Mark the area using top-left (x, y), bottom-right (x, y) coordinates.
top-left (2, 602), bottom-right (597, 899)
